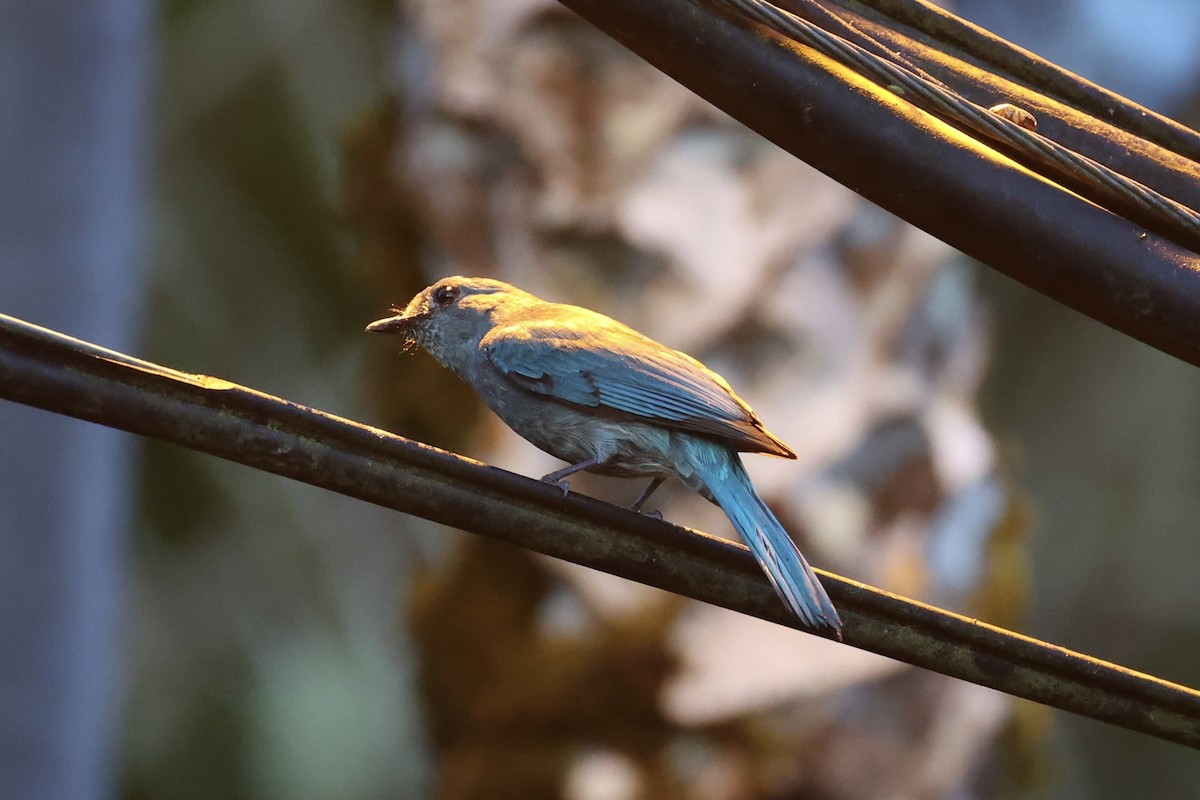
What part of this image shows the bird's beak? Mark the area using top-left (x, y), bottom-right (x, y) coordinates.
top-left (365, 312), bottom-right (421, 335)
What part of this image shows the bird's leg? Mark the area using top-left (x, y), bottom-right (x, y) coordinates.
top-left (540, 458), bottom-right (602, 496)
top-left (629, 478), bottom-right (665, 518)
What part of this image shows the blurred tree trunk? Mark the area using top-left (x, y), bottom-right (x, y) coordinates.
top-left (0, 1), bottom-right (150, 797)
top-left (390, 2), bottom-right (1026, 798)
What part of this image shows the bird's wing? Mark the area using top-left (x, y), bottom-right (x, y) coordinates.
top-left (481, 314), bottom-right (794, 457)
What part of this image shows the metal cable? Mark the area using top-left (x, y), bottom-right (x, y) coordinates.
top-left (718, 0), bottom-right (1200, 244)
top-left (3, 312), bottom-right (1200, 747)
top-left (857, 0), bottom-right (1200, 163)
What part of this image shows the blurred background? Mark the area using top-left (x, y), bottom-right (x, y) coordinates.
top-left (2, 0), bottom-right (1199, 798)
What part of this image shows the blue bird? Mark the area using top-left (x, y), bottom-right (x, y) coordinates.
top-left (366, 277), bottom-right (842, 634)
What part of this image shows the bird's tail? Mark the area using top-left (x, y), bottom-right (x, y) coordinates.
top-left (687, 441), bottom-right (842, 634)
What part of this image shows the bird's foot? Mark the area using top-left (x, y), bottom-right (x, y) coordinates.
top-left (628, 478), bottom-right (665, 516)
top-left (539, 458), bottom-right (602, 498)
top-left (540, 474), bottom-right (571, 497)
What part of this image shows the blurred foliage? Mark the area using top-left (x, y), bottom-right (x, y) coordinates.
top-left (341, 99), bottom-right (484, 452)
top-left (123, 1), bottom-right (432, 798)
top-left (113, 0), bottom-right (1200, 798)
top-left (146, 61), bottom-right (358, 370)
top-left (973, 478), bottom-right (1032, 634)
top-left (410, 538), bottom-right (682, 800)
top-left (138, 441), bottom-right (226, 549)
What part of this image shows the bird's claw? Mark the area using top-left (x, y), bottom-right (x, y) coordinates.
top-left (540, 475), bottom-right (570, 497)
top-left (626, 500), bottom-right (663, 520)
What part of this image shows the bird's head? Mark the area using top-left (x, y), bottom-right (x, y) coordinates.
top-left (366, 276), bottom-right (528, 369)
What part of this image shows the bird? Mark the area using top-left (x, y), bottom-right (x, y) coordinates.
top-left (366, 276), bottom-right (842, 635)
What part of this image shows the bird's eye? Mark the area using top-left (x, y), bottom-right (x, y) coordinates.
top-left (432, 285), bottom-right (460, 307)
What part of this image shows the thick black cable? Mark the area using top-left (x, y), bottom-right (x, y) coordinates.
top-left (720, 0), bottom-right (1200, 248)
top-left (2, 312), bottom-right (1199, 748)
top-left (557, 0), bottom-right (1200, 370)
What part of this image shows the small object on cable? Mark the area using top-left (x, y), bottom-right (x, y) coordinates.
top-left (988, 102), bottom-right (1038, 131)
top-left (366, 277), bottom-right (843, 637)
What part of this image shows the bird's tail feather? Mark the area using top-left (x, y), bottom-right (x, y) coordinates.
top-left (694, 447), bottom-right (842, 634)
